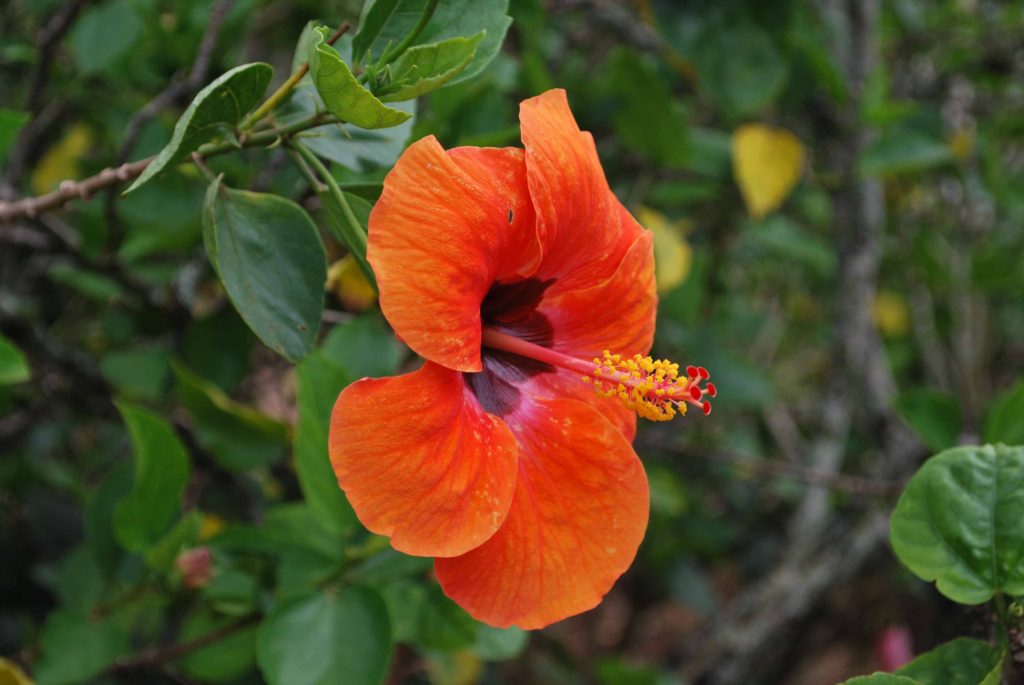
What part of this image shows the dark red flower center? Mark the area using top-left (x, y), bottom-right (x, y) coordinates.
top-left (465, 278), bottom-right (556, 416)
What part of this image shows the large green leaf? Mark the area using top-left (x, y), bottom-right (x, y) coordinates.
top-left (257, 588), bottom-right (392, 685)
top-left (983, 381), bottom-right (1024, 445)
top-left (33, 612), bottom-right (128, 685)
top-left (202, 177), bottom-right (326, 363)
top-left (286, 88), bottom-right (415, 171)
top-left (354, 0), bottom-right (510, 84)
top-left (126, 63), bottom-right (273, 193)
top-left (308, 27), bottom-right (411, 129)
top-left (113, 402), bottom-right (191, 552)
top-left (172, 361), bottom-right (289, 471)
top-left (896, 637), bottom-right (1002, 685)
top-left (858, 129), bottom-right (954, 176)
top-left (890, 444), bottom-right (1024, 604)
top-left (378, 33), bottom-right (485, 102)
top-left (294, 352), bottom-right (356, 535)
top-left (895, 389), bottom-right (961, 452)
top-left (0, 333), bottom-right (30, 385)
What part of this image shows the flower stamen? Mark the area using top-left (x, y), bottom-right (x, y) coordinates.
top-left (587, 351), bottom-right (714, 421)
top-left (479, 327), bottom-right (713, 422)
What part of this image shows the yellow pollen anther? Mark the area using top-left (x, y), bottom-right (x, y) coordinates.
top-left (587, 350), bottom-right (716, 421)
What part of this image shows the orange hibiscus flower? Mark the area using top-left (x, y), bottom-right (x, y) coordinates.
top-left (329, 89), bottom-right (713, 629)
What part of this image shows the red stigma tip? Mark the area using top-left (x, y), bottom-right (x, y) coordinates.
top-left (689, 386), bottom-right (702, 401)
top-left (686, 365), bottom-right (698, 378)
top-left (698, 367), bottom-right (709, 380)
top-left (707, 383), bottom-right (717, 397)
top-left (702, 400), bottom-right (712, 415)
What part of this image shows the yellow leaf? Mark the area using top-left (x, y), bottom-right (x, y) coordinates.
top-left (872, 290), bottom-right (910, 338)
top-left (732, 124), bottom-right (805, 219)
top-left (30, 124), bottom-right (93, 195)
top-left (426, 651), bottom-right (483, 685)
top-left (198, 513), bottom-right (226, 541)
top-left (636, 206), bottom-right (692, 293)
top-left (0, 657), bottom-right (34, 685)
top-left (949, 128), bottom-right (975, 160)
top-left (327, 255), bottom-right (377, 312)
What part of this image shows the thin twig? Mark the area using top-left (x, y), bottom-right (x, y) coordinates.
top-left (109, 615), bottom-right (260, 672)
top-left (26, 0), bottom-right (92, 114)
top-left (239, 20), bottom-right (351, 130)
top-left (0, 111), bottom-right (337, 223)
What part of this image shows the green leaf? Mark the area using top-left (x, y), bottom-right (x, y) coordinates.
top-left (320, 313), bottom-right (403, 378)
top-left (321, 189), bottom-right (373, 250)
top-left (608, 48), bottom-right (687, 167)
top-left (839, 676), bottom-right (920, 685)
top-left (126, 63), bottom-right (273, 193)
top-left (177, 609), bottom-right (258, 683)
top-left (743, 216), bottom-right (836, 278)
top-left (113, 402), bottom-right (191, 552)
top-left (202, 568), bottom-right (261, 616)
top-left (46, 545), bottom-right (104, 614)
top-left (378, 32), bottom-right (485, 102)
top-left (890, 444), bottom-right (1024, 604)
top-left (34, 612), bottom-right (128, 685)
top-left (48, 263), bottom-right (123, 302)
top-left (69, 0), bottom-right (142, 75)
top-left (895, 389), bottom-right (961, 452)
top-left (858, 129), bottom-right (954, 176)
top-left (257, 588), bottom-right (393, 685)
top-left (295, 352), bottom-right (356, 535)
top-left (144, 511), bottom-right (200, 571)
top-left (85, 461), bottom-right (133, 575)
top-left (202, 176), bottom-right (326, 363)
top-left (181, 307), bottom-right (253, 392)
top-left (99, 346), bottom-right (171, 402)
top-left (172, 361), bottom-right (289, 471)
top-left (692, 19), bottom-right (788, 117)
top-left (308, 27), bottom-right (411, 129)
top-left (896, 637), bottom-right (1003, 685)
top-left (0, 333), bottom-right (30, 385)
top-left (472, 625), bottom-right (528, 661)
top-left (354, 0), bottom-right (511, 85)
top-left (0, 108), bottom-right (29, 161)
top-left (983, 381), bottom-right (1024, 445)
top-left (288, 90), bottom-right (416, 171)
top-left (262, 503), bottom-right (345, 561)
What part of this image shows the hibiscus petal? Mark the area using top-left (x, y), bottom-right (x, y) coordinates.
top-left (543, 228), bottom-right (656, 361)
top-left (519, 367), bottom-right (638, 442)
top-left (435, 398), bottom-right (649, 629)
top-left (368, 139), bottom-right (538, 373)
top-left (329, 362), bottom-right (519, 557)
top-left (520, 90), bottom-right (644, 289)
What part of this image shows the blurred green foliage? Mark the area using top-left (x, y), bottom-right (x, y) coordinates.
top-left (2, 0), bottom-right (1024, 684)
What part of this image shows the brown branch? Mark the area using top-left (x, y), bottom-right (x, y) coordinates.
top-left (0, 111), bottom-right (336, 224)
top-left (109, 615), bottom-right (260, 672)
top-left (0, 158), bottom-right (152, 223)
